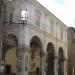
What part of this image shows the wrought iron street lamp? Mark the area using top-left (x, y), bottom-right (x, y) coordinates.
top-left (21, 9), bottom-right (28, 26)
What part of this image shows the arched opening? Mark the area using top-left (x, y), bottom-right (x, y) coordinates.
top-left (29, 36), bottom-right (42, 75)
top-left (46, 43), bottom-right (55, 75)
top-left (4, 34), bottom-right (18, 75)
top-left (58, 47), bottom-right (64, 75)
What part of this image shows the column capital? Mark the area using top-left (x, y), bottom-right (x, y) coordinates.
top-left (18, 44), bottom-right (30, 54)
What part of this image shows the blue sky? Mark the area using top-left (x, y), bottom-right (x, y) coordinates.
top-left (54, 0), bottom-right (65, 4)
top-left (36, 0), bottom-right (75, 27)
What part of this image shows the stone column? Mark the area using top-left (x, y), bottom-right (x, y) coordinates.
top-left (17, 45), bottom-right (30, 75)
top-left (40, 50), bottom-right (43, 75)
top-left (39, 49), bottom-right (46, 75)
top-left (41, 52), bottom-right (46, 75)
top-left (54, 56), bottom-right (58, 75)
top-left (64, 58), bottom-right (68, 75)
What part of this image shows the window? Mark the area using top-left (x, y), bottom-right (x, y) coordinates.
top-left (35, 10), bottom-right (41, 27)
top-left (57, 25), bottom-right (61, 40)
top-left (9, 13), bottom-right (13, 22)
top-left (36, 15), bottom-right (41, 26)
top-left (60, 29), bottom-right (63, 40)
top-left (50, 20), bottom-right (54, 34)
top-left (21, 9), bottom-right (28, 21)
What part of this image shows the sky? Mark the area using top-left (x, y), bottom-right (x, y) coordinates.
top-left (36, 0), bottom-right (75, 27)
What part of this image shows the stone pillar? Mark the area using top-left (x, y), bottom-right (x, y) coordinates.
top-left (17, 45), bottom-right (30, 75)
top-left (40, 50), bottom-right (43, 75)
top-left (41, 52), bottom-right (46, 75)
top-left (64, 58), bottom-right (68, 75)
top-left (54, 56), bottom-right (58, 75)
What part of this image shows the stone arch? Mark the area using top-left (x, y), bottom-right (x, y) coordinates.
top-left (58, 47), bottom-right (64, 75)
top-left (46, 42), bottom-right (55, 75)
top-left (30, 36), bottom-right (43, 49)
top-left (7, 34), bottom-right (18, 46)
top-left (46, 42), bottom-right (55, 54)
top-left (29, 36), bottom-right (43, 75)
top-left (4, 34), bottom-right (18, 75)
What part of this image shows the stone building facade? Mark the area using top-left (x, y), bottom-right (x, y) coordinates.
top-left (0, 0), bottom-right (68, 75)
top-left (0, 0), bottom-right (5, 59)
top-left (0, 0), bottom-right (6, 74)
top-left (68, 27), bottom-right (75, 75)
